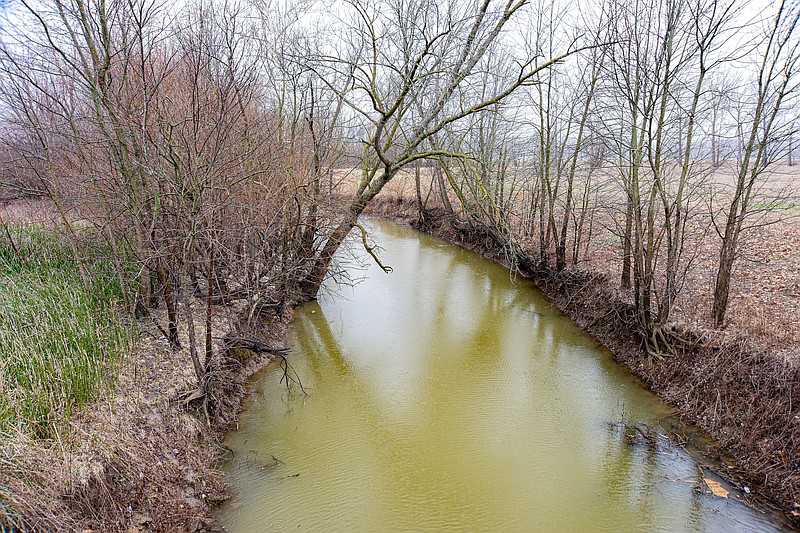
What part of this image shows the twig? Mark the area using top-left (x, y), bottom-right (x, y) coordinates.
top-left (354, 223), bottom-right (393, 273)
top-left (275, 353), bottom-right (308, 396)
top-left (0, 215), bottom-right (25, 267)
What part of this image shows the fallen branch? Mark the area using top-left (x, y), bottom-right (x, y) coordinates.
top-left (219, 335), bottom-right (289, 356)
top-left (275, 353), bottom-right (308, 396)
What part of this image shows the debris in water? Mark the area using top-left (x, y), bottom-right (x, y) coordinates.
top-left (704, 478), bottom-right (729, 498)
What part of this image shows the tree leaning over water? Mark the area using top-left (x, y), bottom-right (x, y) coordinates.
top-left (0, 0), bottom-right (797, 346)
top-left (297, 0), bottom-right (587, 298)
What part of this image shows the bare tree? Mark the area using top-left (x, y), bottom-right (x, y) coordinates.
top-left (521, 0), bottom-right (608, 271)
top-left (712, 0), bottom-right (800, 327)
top-left (297, 0), bottom-right (585, 298)
top-left (0, 0), bottom-right (326, 400)
top-left (587, 0), bottom-right (739, 352)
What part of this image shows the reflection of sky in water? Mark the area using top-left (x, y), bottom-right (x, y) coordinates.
top-left (221, 220), bottom-right (788, 533)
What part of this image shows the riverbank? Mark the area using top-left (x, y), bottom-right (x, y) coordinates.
top-left (1, 299), bottom-right (292, 532)
top-left (2, 193), bottom-right (797, 530)
top-left (365, 195), bottom-right (800, 526)
top-left (0, 198), bottom-right (295, 531)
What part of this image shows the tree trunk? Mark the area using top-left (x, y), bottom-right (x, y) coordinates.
top-left (156, 257), bottom-right (181, 349)
top-left (434, 164), bottom-right (454, 218)
top-left (713, 221), bottom-right (739, 327)
top-left (299, 211), bottom-right (360, 300)
top-left (414, 161), bottom-right (425, 222)
top-left (299, 167), bottom-right (394, 299)
top-left (621, 193), bottom-right (633, 289)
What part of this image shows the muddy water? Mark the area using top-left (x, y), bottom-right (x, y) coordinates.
top-left (219, 220), bottom-right (787, 532)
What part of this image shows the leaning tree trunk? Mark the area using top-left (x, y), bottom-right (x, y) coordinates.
top-left (299, 209), bottom-right (361, 299)
top-left (300, 170), bottom-right (394, 299)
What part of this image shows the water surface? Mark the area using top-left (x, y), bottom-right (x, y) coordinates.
top-left (220, 220), bottom-right (786, 532)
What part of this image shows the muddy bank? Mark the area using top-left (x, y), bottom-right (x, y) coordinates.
top-left (366, 196), bottom-right (800, 525)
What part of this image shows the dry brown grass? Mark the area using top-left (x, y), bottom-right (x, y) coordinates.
top-left (0, 197), bottom-right (62, 226)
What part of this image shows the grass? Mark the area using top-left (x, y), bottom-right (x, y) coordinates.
top-left (750, 202), bottom-right (800, 211)
top-left (0, 225), bottom-right (131, 440)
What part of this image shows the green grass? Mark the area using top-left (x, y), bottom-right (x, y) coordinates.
top-left (0, 226), bottom-right (131, 440)
top-left (749, 201), bottom-right (800, 211)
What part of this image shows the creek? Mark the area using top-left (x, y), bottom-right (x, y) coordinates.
top-left (219, 220), bottom-right (788, 532)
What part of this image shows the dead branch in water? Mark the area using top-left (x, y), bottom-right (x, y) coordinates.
top-left (219, 336), bottom-right (307, 395)
top-left (220, 336), bottom-right (289, 356)
top-left (275, 353), bottom-right (308, 396)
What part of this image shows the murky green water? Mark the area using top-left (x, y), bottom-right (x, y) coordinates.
top-left (219, 220), bottom-right (787, 532)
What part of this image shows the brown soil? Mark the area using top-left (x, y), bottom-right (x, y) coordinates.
top-left (364, 194), bottom-right (800, 526)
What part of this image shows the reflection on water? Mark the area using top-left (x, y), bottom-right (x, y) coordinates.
top-left (219, 220), bottom-right (786, 532)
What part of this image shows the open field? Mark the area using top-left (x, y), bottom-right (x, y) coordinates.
top-left (581, 164), bottom-right (800, 356)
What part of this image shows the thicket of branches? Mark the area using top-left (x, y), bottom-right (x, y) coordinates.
top-left (0, 0), bottom-right (797, 375)
top-left (0, 0), bottom-right (344, 399)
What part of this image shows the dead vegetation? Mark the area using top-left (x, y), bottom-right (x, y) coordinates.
top-left (1, 0), bottom-right (799, 528)
top-left (0, 193), bottom-right (298, 530)
top-left (0, 294), bottom-right (292, 532)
